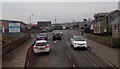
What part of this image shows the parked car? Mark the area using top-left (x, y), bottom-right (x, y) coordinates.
top-left (33, 40), bottom-right (50, 55)
top-left (39, 33), bottom-right (48, 40)
top-left (71, 36), bottom-right (88, 49)
top-left (52, 30), bottom-right (62, 40)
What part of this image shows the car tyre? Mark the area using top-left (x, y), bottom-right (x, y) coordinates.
top-left (73, 47), bottom-right (77, 50)
top-left (71, 44), bottom-right (73, 47)
top-left (33, 53), bottom-right (39, 56)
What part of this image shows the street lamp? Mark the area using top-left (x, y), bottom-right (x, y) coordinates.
top-left (30, 14), bottom-right (34, 24)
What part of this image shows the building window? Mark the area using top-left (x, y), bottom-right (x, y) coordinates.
top-left (114, 25), bottom-right (118, 32)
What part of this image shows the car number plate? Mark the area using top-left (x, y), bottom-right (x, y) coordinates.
top-left (39, 48), bottom-right (44, 50)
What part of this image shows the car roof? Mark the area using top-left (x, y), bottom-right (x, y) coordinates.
top-left (36, 40), bottom-right (47, 43)
top-left (36, 36), bottom-right (44, 37)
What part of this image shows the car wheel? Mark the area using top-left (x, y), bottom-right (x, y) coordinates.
top-left (73, 47), bottom-right (77, 50)
top-left (71, 44), bottom-right (73, 47)
top-left (48, 51), bottom-right (50, 54)
top-left (59, 38), bottom-right (61, 40)
top-left (33, 53), bottom-right (39, 56)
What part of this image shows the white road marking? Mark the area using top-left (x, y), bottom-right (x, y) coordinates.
top-left (73, 64), bottom-right (76, 68)
top-left (88, 48), bottom-right (117, 68)
top-left (54, 41), bottom-right (56, 43)
top-left (66, 51), bottom-right (71, 59)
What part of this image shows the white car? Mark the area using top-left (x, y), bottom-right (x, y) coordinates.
top-left (33, 40), bottom-right (50, 55)
top-left (71, 36), bottom-right (88, 49)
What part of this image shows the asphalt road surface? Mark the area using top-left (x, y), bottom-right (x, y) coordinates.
top-left (25, 30), bottom-right (115, 69)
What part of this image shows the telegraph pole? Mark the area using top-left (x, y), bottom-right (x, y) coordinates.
top-left (55, 17), bottom-right (57, 24)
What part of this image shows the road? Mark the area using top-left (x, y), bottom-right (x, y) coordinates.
top-left (25, 30), bottom-right (114, 68)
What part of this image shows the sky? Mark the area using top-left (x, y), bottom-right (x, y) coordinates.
top-left (1, 1), bottom-right (119, 24)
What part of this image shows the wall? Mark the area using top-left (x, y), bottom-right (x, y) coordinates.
top-left (2, 34), bottom-right (31, 56)
top-left (84, 33), bottom-right (114, 47)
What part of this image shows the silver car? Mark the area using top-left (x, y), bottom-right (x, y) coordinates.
top-left (33, 40), bottom-right (50, 55)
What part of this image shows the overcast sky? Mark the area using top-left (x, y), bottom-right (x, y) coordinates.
top-left (1, 2), bottom-right (119, 24)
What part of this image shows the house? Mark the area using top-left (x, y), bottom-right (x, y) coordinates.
top-left (93, 10), bottom-right (120, 35)
top-left (0, 20), bottom-right (26, 33)
top-left (111, 16), bottom-right (120, 38)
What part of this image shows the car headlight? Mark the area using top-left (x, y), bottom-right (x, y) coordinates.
top-left (84, 43), bottom-right (87, 45)
top-left (74, 43), bottom-right (77, 45)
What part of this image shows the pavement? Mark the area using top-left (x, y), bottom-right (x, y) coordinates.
top-left (2, 35), bottom-right (33, 68)
top-left (73, 29), bottom-right (119, 68)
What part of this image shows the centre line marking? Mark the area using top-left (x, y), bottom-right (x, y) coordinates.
top-left (66, 51), bottom-right (71, 59)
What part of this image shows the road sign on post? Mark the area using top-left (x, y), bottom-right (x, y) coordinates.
top-left (9, 23), bottom-right (20, 33)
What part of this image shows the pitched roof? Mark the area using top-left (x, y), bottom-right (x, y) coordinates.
top-left (94, 10), bottom-right (120, 22)
top-left (102, 10), bottom-right (120, 20)
top-left (111, 16), bottom-right (120, 25)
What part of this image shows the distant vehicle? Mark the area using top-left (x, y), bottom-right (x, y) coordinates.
top-left (52, 30), bottom-right (62, 35)
top-left (33, 40), bottom-right (50, 55)
top-left (63, 26), bottom-right (66, 30)
top-left (71, 36), bottom-right (88, 49)
top-left (34, 36), bottom-right (45, 44)
top-left (39, 33), bottom-right (48, 40)
top-left (43, 29), bottom-right (47, 32)
top-left (34, 36), bottom-right (45, 41)
top-left (52, 30), bottom-right (62, 40)
top-left (70, 27), bottom-right (73, 30)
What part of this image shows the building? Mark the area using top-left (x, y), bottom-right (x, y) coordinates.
top-left (0, 20), bottom-right (26, 33)
top-left (111, 16), bottom-right (120, 38)
top-left (93, 10), bottom-right (120, 34)
top-left (37, 21), bottom-right (51, 30)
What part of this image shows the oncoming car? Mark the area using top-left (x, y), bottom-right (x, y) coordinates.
top-left (52, 30), bottom-right (62, 40)
top-left (71, 36), bottom-right (88, 49)
top-left (33, 40), bottom-right (50, 55)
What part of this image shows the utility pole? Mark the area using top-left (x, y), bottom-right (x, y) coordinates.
top-left (30, 14), bottom-right (34, 24)
top-left (55, 17), bottom-right (57, 24)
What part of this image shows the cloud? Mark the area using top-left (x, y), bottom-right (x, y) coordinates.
top-left (2, 2), bottom-right (118, 23)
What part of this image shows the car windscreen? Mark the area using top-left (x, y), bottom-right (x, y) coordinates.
top-left (74, 36), bottom-right (85, 41)
top-left (53, 32), bottom-right (60, 35)
top-left (40, 34), bottom-right (46, 36)
top-left (35, 42), bottom-right (47, 46)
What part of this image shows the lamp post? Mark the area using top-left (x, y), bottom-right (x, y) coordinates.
top-left (30, 14), bottom-right (34, 24)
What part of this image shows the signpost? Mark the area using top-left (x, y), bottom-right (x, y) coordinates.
top-left (9, 23), bottom-right (20, 33)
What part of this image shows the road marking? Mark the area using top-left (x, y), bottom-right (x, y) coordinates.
top-left (88, 47), bottom-right (118, 68)
top-left (54, 41), bottom-right (57, 43)
top-left (73, 64), bottom-right (76, 68)
top-left (66, 51), bottom-right (71, 59)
